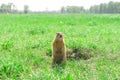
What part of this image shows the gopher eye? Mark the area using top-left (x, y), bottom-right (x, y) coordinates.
top-left (60, 35), bottom-right (62, 37)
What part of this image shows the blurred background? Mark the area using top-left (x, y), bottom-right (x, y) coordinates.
top-left (0, 0), bottom-right (120, 14)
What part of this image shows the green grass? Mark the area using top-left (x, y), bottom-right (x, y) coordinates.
top-left (0, 14), bottom-right (120, 80)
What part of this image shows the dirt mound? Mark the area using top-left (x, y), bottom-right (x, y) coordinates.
top-left (67, 47), bottom-right (102, 60)
top-left (67, 48), bottom-right (90, 60)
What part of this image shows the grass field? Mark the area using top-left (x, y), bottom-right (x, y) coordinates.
top-left (0, 14), bottom-right (120, 80)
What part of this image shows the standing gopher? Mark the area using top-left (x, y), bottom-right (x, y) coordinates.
top-left (52, 32), bottom-right (66, 64)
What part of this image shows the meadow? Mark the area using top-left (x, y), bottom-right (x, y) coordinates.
top-left (0, 14), bottom-right (120, 80)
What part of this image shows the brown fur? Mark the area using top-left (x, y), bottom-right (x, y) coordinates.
top-left (52, 32), bottom-right (66, 64)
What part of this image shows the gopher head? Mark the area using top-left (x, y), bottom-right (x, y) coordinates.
top-left (55, 32), bottom-right (64, 41)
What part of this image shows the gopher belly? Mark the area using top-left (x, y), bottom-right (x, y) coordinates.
top-left (53, 53), bottom-right (65, 64)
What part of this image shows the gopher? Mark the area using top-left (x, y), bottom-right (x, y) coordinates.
top-left (52, 32), bottom-right (66, 64)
